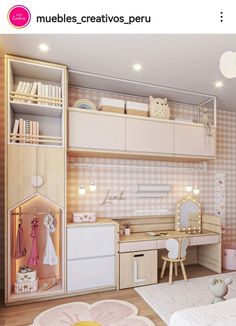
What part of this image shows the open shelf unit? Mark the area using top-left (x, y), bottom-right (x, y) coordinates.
top-left (7, 56), bottom-right (66, 147)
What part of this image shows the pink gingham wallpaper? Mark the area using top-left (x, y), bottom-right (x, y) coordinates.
top-left (68, 87), bottom-right (235, 242)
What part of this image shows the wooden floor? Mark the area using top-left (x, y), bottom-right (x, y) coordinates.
top-left (0, 264), bottom-right (217, 326)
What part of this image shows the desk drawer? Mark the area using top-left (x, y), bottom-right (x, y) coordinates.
top-left (189, 235), bottom-right (219, 246)
top-left (119, 240), bottom-right (156, 253)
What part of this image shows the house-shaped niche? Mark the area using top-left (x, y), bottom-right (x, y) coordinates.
top-left (7, 193), bottom-right (65, 302)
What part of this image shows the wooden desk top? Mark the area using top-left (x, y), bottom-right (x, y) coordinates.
top-left (119, 229), bottom-right (218, 243)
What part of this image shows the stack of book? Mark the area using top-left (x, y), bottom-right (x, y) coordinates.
top-left (11, 118), bottom-right (40, 144)
top-left (13, 81), bottom-right (62, 106)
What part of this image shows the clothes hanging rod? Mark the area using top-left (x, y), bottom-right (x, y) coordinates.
top-left (68, 69), bottom-right (216, 101)
top-left (69, 162), bottom-right (207, 172)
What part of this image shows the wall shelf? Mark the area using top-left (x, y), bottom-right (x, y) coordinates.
top-left (10, 101), bottom-right (63, 118)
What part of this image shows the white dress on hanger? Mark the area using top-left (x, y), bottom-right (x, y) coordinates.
top-left (43, 213), bottom-right (58, 266)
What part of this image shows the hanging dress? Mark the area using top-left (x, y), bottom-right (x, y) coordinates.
top-left (28, 217), bottom-right (39, 266)
top-left (14, 220), bottom-right (27, 259)
top-left (43, 213), bottom-right (58, 266)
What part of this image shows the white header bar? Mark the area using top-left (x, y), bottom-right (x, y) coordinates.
top-left (0, 0), bottom-right (235, 34)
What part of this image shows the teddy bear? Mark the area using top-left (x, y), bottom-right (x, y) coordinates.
top-left (149, 96), bottom-right (170, 119)
top-left (209, 278), bottom-right (233, 303)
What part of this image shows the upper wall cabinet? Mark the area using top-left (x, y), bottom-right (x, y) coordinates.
top-left (174, 124), bottom-right (216, 158)
top-left (68, 109), bottom-right (216, 161)
top-left (126, 117), bottom-right (174, 154)
top-left (69, 110), bottom-right (126, 151)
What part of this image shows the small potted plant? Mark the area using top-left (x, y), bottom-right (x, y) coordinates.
top-left (124, 222), bottom-right (131, 236)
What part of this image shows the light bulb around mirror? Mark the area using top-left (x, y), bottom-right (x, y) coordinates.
top-left (78, 186), bottom-right (86, 195)
top-left (193, 187), bottom-right (200, 195)
top-left (186, 185), bottom-right (193, 192)
top-left (89, 182), bottom-right (97, 192)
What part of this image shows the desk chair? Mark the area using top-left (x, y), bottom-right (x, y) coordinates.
top-left (160, 237), bottom-right (188, 284)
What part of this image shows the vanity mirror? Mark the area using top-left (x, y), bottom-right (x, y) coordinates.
top-left (175, 195), bottom-right (201, 233)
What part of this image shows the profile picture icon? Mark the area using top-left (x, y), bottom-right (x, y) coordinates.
top-left (8, 5), bottom-right (31, 29)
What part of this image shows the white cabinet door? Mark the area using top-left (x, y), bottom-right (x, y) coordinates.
top-left (174, 124), bottom-right (216, 157)
top-left (67, 225), bottom-right (115, 260)
top-left (67, 256), bottom-right (115, 291)
top-left (126, 118), bottom-right (174, 154)
top-left (69, 111), bottom-right (125, 151)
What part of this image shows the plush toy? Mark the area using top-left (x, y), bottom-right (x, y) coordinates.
top-left (149, 96), bottom-right (170, 119)
top-left (209, 278), bottom-right (233, 303)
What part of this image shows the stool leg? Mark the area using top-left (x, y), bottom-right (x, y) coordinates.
top-left (169, 261), bottom-right (173, 284)
top-left (174, 262), bottom-right (178, 277)
top-left (160, 260), bottom-right (167, 279)
top-left (180, 261), bottom-right (187, 281)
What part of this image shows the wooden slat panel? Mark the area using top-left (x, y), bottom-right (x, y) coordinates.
top-left (114, 216), bottom-right (175, 233)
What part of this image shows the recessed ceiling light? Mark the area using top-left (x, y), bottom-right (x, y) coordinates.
top-left (215, 81), bottom-right (223, 88)
top-left (133, 63), bottom-right (142, 71)
top-left (38, 43), bottom-right (49, 52)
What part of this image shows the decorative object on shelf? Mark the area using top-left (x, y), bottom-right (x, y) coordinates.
top-left (43, 213), bottom-right (58, 266)
top-left (14, 278), bottom-right (38, 295)
top-left (99, 97), bottom-right (125, 114)
top-left (14, 207), bottom-right (27, 259)
top-left (126, 101), bottom-right (148, 117)
top-left (42, 277), bottom-right (58, 291)
top-left (11, 80), bottom-right (62, 107)
top-left (175, 195), bottom-right (201, 232)
top-left (201, 107), bottom-right (212, 136)
top-left (124, 223), bottom-right (131, 236)
top-left (119, 226), bottom-right (125, 236)
top-left (215, 173), bottom-right (225, 225)
top-left (31, 299), bottom-right (155, 326)
top-left (149, 96), bottom-right (170, 119)
top-left (100, 189), bottom-right (126, 205)
top-left (28, 216), bottom-right (40, 267)
top-left (209, 278), bottom-right (233, 303)
top-left (16, 266), bottom-right (37, 283)
top-left (73, 98), bottom-right (97, 110)
top-left (72, 212), bottom-right (96, 223)
top-left (14, 265), bottom-right (38, 294)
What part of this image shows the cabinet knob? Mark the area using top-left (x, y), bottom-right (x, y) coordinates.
top-left (31, 175), bottom-right (44, 187)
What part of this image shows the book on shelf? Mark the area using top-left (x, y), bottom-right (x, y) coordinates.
top-left (13, 80), bottom-right (62, 107)
top-left (11, 118), bottom-right (39, 144)
top-left (11, 119), bottom-right (19, 143)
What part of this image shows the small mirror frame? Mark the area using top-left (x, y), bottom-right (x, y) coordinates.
top-left (175, 195), bottom-right (201, 233)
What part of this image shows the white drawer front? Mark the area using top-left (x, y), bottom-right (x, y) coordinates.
top-left (67, 256), bottom-right (115, 292)
top-left (189, 235), bottom-right (219, 246)
top-left (67, 225), bottom-right (115, 259)
top-left (119, 240), bottom-right (156, 253)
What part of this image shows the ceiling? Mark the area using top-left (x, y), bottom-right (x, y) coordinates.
top-left (1, 34), bottom-right (236, 110)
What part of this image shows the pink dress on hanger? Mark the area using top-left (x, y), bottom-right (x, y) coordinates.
top-left (14, 221), bottom-right (27, 259)
top-left (28, 217), bottom-right (39, 266)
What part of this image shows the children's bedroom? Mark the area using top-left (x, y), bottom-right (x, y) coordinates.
top-left (1, 34), bottom-right (236, 326)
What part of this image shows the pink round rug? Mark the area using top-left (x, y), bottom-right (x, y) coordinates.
top-left (32, 299), bottom-right (155, 326)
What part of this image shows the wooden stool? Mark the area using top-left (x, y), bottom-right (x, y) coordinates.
top-left (160, 256), bottom-right (187, 284)
top-left (160, 237), bottom-right (188, 284)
